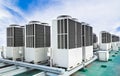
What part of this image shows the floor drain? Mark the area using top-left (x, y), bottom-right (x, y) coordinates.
top-left (112, 55), bottom-right (115, 57)
top-left (108, 59), bottom-right (112, 61)
top-left (101, 65), bottom-right (107, 68)
top-left (80, 68), bottom-right (88, 72)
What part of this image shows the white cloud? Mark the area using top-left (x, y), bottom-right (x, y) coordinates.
top-left (0, 0), bottom-right (120, 46)
top-left (0, 0), bottom-right (27, 46)
top-left (26, 0), bottom-right (120, 35)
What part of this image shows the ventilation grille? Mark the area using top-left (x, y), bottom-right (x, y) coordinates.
top-left (82, 25), bottom-right (93, 46)
top-left (112, 35), bottom-right (119, 42)
top-left (57, 19), bottom-right (82, 49)
top-left (101, 32), bottom-right (111, 43)
top-left (7, 27), bottom-right (24, 47)
top-left (26, 24), bottom-right (50, 48)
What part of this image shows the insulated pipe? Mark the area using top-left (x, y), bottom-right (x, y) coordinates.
top-left (0, 55), bottom-right (97, 76)
top-left (0, 58), bottom-right (65, 75)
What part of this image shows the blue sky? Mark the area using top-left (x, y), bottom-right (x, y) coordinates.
top-left (0, 0), bottom-right (120, 46)
top-left (16, 0), bottom-right (60, 11)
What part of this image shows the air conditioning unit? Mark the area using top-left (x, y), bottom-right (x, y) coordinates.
top-left (98, 51), bottom-right (109, 61)
top-left (99, 31), bottom-right (111, 51)
top-left (82, 23), bottom-right (93, 62)
top-left (52, 15), bottom-right (83, 70)
top-left (6, 24), bottom-right (24, 60)
top-left (111, 35), bottom-right (119, 51)
top-left (25, 21), bottom-right (50, 64)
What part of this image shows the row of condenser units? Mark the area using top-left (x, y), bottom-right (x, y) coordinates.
top-left (99, 31), bottom-right (120, 51)
top-left (4, 15), bottom-right (120, 70)
top-left (96, 31), bottom-right (120, 62)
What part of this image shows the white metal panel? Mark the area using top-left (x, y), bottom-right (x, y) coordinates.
top-left (51, 20), bottom-right (58, 50)
top-left (6, 47), bottom-right (24, 60)
top-left (53, 47), bottom-right (83, 70)
top-left (34, 48), bottom-right (49, 63)
top-left (111, 42), bottom-right (118, 51)
top-left (98, 51), bottom-right (109, 61)
top-left (99, 43), bottom-right (111, 51)
top-left (25, 48), bottom-right (48, 63)
top-left (68, 48), bottom-right (83, 70)
top-left (25, 48), bottom-right (35, 62)
top-left (6, 47), bottom-right (13, 58)
top-left (84, 46), bottom-right (93, 62)
top-left (53, 49), bottom-right (69, 68)
top-left (117, 41), bottom-right (120, 48)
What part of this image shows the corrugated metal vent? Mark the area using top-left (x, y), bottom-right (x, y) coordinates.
top-left (57, 17), bottom-right (82, 49)
top-left (101, 31), bottom-right (111, 43)
top-left (82, 24), bottom-right (93, 46)
top-left (26, 21), bottom-right (50, 48)
top-left (7, 25), bottom-right (24, 47)
top-left (112, 35), bottom-right (119, 42)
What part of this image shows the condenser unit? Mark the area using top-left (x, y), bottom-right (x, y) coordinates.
top-left (98, 51), bottom-right (109, 61)
top-left (99, 31), bottom-right (111, 51)
top-left (81, 23), bottom-right (93, 62)
top-left (25, 21), bottom-right (50, 64)
top-left (6, 24), bottom-right (24, 60)
top-left (52, 15), bottom-right (83, 70)
top-left (111, 35), bottom-right (119, 51)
